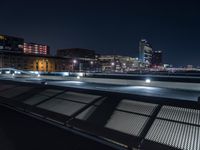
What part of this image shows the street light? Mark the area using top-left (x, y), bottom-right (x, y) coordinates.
top-left (73, 59), bottom-right (77, 64)
top-left (72, 59), bottom-right (77, 72)
top-left (89, 61), bottom-right (94, 72)
top-left (111, 62), bottom-right (115, 72)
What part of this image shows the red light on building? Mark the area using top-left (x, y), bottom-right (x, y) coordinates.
top-left (23, 42), bottom-right (50, 55)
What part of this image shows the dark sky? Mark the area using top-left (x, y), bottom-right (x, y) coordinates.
top-left (1, 0), bottom-right (200, 66)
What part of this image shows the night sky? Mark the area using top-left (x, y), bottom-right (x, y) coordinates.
top-left (1, 0), bottom-right (200, 66)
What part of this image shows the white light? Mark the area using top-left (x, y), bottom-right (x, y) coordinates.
top-left (29, 71), bottom-right (40, 75)
top-left (145, 79), bottom-right (151, 83)
top-left (62, 72), bottom-right (69, 76)
top-left (67, 81), bottom-right (83, 84)
top-left (77, 76), bottom-right (80, 79)
top-left (73, 60), bottom-right (77, 64)
top-left (37, 74), bottom-right (40, 77)
top-left (5, 71), bottom-right (10, 74)
top-left (78, 72), bottom-right (84, 77)
top-left (90, 61), bottom-right (94, 65)
top-left (14, 71), bottom-right (21, 74)
top-left (12, 73), bottom-right (15, 76)
top-left (111, 62), bottom-right (115, 66)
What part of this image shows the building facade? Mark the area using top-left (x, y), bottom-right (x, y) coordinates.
top-left (0, 51), bottom-right (70, 72)
top-left (0, 34), bottom-right (68, 72)
top-left (23, 42), bottom-right (50, 55)
top-left (152, 51), bottom-right (163, 66)
top-left (139, 39), bottom-right (153, 66)
top-left (57, 48), bottom-right (97, 71)
top-left (0, 34), bottom-right (24, 52)
top-left (99, 55), bottom-right (140, 72)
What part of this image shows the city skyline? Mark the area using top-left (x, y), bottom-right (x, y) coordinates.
top-left (1, 32), bottom-right (199, 68)
top-left (1, 0), bottom-right (200, 66)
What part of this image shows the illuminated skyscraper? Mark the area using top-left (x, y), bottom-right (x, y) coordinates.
top-left (139, 39), bottom-right (153, 65)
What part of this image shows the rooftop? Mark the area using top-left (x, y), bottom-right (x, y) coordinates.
top-left (0, 79), bottom-right (199, 150)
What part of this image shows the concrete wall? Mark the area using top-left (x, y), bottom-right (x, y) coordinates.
top-left (37, 75), bottom-right (200, 92)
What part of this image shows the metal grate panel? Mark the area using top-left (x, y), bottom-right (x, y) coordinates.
top-left (24, 94), bottom-right (49, 105)
top-left (38, 98), bottom-right (86, 116)
top-left (40, 89), bottom-right (63, 97)
top-left (0, 86), bottom-right (32, 98)
top-left (116, 99), bottom-right (157, 115)
top-left (105, 110), bottom-right (149, 136)
top-left (76, 106), bottom-right (97, 120)
top-left (157, 106), bottom-right (200, 125)
top-left (56, 91), bottom-right (100, 103)
top-left (146, 119), bottom-right (200, 150)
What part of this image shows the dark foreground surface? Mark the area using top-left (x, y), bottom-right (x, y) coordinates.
top-left (0, 105), bottom-right (115, 150)
top-left (0, 79), bottom-right (199, 150)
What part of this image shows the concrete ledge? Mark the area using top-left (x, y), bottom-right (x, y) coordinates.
top-left (2, 74), bottom-right (200, 92)
top-left (40, 75), bottom-right (200, 92)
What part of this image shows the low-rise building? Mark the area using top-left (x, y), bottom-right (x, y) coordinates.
top-left (0, 34), bottom-right (24, 52)
top-left (0, 51), bottom-right (70, 72)
top-left (99, 55), bottom-right (140, 72)
top-left (57, 48), bottom-right (97, 71)
top-left (23, 42), bottom-right (50, 55)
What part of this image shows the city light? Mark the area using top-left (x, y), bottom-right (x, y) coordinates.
top-left (14, 71), bottom-right (21, 74)
top-left (62, 72), bottom-right (69, 76)
top-left (73, 59), bottom-right (77, 64)
top-left (5, 71), bottom-right (10, 74)
top-left (77, 76), bottom-right (80, 79)
top-left (145, 78), bottom-right (151, 83)
top-left (78, 72), bottom-right (84, 77)
top-left (111, 62), bottom-right (115, 66)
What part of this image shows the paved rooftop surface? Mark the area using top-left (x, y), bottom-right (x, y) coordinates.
top-left (47, 80), bottom-right (200, 101)
top-left (4, 76), bottom-right (200, 101)
top-left (0, 79), bottom-right (200, 150)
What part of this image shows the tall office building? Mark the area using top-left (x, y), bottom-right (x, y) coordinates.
top-left (152, 50), bottom-right (163, 66)
top-left (139, 39), bottom-right (153, 65)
